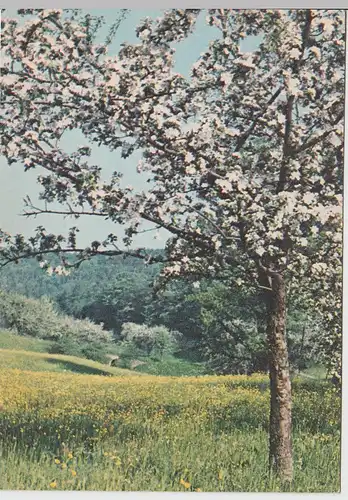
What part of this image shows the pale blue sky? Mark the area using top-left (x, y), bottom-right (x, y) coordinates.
top-left (0, 9), bottom-right (260, 249)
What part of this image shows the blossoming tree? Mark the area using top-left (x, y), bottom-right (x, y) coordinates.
top-left (0, 8), bottom-right (344, 481)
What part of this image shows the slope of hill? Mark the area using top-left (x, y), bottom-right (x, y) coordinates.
top-left (0, 330), bottom-right (142, 377)
top-left (0, 329), bottom-right (53, 353)
top-left (0, 329), bottom-right (206, 377)
top-left (0, 348), bottom-right (143, 377)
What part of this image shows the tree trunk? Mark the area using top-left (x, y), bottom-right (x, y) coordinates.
top-left (266, 272), bottom-right (293, 482)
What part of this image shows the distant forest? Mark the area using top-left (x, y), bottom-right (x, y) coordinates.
top-left (0, 252), bottom-right (323, 374)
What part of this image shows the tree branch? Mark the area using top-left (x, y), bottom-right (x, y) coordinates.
top-left (291, 110), bottom-right (344, 156)
top-left (21, 208), bottom-right (109, 218)
top-left (277, 10), bottom-right (313, 193)
top-left (235, 86), bottom-right (283, 152)
top-left (0, 246), bottom-right (169, 270)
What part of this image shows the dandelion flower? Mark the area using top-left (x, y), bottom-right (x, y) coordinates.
top-left (54, 459), bottom-right (60, 464)
top-left (49, 481), bottom-right (57, 488)
top-left (68, 453), bottom-right (73, 459)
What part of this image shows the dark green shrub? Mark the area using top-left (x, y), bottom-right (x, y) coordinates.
top-left (49, 337), bottom-right (83, 357)
top-left (79, 341), bottom-right (109, 364)
top-left (117, 340), bottom-right (144, 361)
top-left (49, 337), bottom-right (109, 364)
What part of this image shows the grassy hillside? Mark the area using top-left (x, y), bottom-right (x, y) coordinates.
top-left (132, 356), bottom-right (206, 376)
top-left (301, 364), bottom-right (327, 380)
top-left (0, 330), bottom-right (53, 353)
top-left (0, 329), bottom-right (340, 492)
top-left (0, 329), bottom-right (327, 381)
top-left (0, 347), bottom-right (142, 377)
top-left (0, 329), bottom-right (206, 377)
top-left (0, 330), bottom-right (136, 377)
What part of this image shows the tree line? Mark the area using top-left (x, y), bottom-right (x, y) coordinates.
top-left (0, 255), bottom-right (323, 374)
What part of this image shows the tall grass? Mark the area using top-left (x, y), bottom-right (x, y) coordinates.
top-left (0, 428), bottom-right (340, 492)
top-left (0, 367), bottom-right (341, 492)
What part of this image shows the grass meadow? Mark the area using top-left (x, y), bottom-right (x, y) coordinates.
top-left (0, 332), bottom-right (341, 492)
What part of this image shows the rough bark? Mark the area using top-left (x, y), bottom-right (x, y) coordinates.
top-left (266, 272), bottom-right (293, 482)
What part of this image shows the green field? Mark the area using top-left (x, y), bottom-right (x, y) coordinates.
top-left (0, 329), bottom-right (53, 353)
top-left (0, 331), bottom-right (341, 492)
top-left (0, 348), bottom-right (141, 377)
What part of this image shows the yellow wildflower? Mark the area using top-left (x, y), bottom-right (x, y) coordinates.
top-left (67, 453), bottom-right (73, 459)
top-left (49, 481), bottom-right (57, 488)
top-left (71, 470), bottom-right (77, 477)
top-left (180, 479), bottom-right (191, 489)
top-left (54, 459), bottom-right (60, 464)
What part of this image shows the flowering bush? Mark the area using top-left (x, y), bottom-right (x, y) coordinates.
top-left (0, 290), bottom-right (61, 339)
top-left (0, 290), bottom-right (113, 346)
top-left (119, 322), bottom-right (181, 360)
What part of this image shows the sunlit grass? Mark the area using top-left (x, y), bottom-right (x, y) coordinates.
top-left (0, 329), bottom-right (53, 353)
top-left (0, 364), bottom-right (341, 492)
top-left (0, 348), bottom-right (141, 377)
top-left (0, 428), bottom-right (340, 492)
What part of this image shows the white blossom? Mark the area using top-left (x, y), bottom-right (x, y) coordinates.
top-left (288, 48), bottom-right (301, 59)
top-left (220, 72), bottom-right (232, 87)
top-left (255, 247), bottom-right (266, 256)
top-left (185, 152), bottom-right (195, 163)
